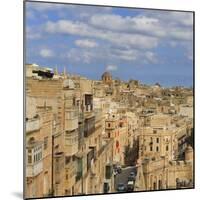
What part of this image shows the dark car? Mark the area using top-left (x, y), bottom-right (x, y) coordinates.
top-left (130, 171), bottom-right (136, 178)
top-left (128, 172), bottom-right (136, 181)
top-left (130, 171), bottom-right (136, 176)
top-left (117, 183), bottom-right (126, 192)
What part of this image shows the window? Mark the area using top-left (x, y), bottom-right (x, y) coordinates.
top-left (108, 132), bottom-right (111, 138)
top-left (76, 100), bottom-right (80, 107)
top-left (156, 138), bottom-right (159, 143)
top-left (44, 137), bottom-right (48, 150)
top-left (28, 155), bottom-right (32, 164)
top-left (150, 146), bottom-right (153, 151)
top-left (28, 149), bottom-right (32, 153)
top-left (156, 146), bottom-right (159, 152)
top-left (153, 130), bottom-right (157, 134)
top-left (65, 157), bottom-right (70, 165)
top-left (166, 145), bottom-right (169, 151)
top-left (108, 123), bottom-right (111, 127)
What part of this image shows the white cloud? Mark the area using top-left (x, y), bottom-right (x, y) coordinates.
top-left (45, 19), bottom-right (158, 49)
top-left (144, 52), bottom-right (158, 63)
top-left (153, 12), bottom-right (193, 27)
top-left (75, 39), bottom-right (98, 48)
top-left (66, 48), bottom-right (94, 64)
top-left (64, 44), bottom-right (157, 65)
top-left (168, 29), bottom-right (192, 41)
top-left (110, 48), bottom-right (139, 61)
top-left (89, 13), bottom-right (193, 41)
top-left (26, 27), bottom-right (42, 40)
top-left (89, 14), bottom-right (164, 37)
top-left (27, 5), bottom-right (193, 66)
top-left (39, 48), bottom-right (54, 58)
top-left (106, 65), bottom-right (118, 71)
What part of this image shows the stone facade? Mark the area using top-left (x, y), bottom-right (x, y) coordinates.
top-left (25, 64), bottom-right (194, 198)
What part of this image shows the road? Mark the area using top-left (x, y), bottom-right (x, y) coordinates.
top-left (114, 166), bottom-right (137, 191)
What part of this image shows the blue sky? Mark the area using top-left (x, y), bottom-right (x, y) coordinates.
top-left (26, 2), bottom-right (193, 87)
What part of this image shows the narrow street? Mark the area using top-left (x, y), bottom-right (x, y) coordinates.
top-left (114, 166), bottom-right (137, 192)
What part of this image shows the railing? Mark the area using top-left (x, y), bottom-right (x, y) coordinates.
top-left (78, 113), bottom-right (84, 122)
top-left (85, 104), bottom-right (93, 112)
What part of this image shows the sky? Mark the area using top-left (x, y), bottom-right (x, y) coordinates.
top-left (25, 1), bottom-right (194, 87)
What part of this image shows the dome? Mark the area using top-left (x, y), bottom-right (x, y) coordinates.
top-left (63, 79), bottom-right (75, 89)
top-left (102, 71), bottom-right (112, 78)
top-left (102, 71), bottom-right (112, 84)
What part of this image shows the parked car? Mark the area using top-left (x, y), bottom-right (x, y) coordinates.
top-left (127, 181), bottom-right (134, 192)
top-left (117, 183), bottom-right (126, 192)
top-left (130, 171), bottom-right (136, 178)
top-left (128, 176), bottom-right (134, 181)
top-left (130, 171), bottom-right (136, 176)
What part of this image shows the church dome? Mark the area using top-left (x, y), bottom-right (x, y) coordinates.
top-left (101, 71), bottom-right (112, 84)
top-left (102, 71), bottom-right (112, 78)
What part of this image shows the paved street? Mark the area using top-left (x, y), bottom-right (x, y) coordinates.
top-left (114, 166), bottom-right (137, 191)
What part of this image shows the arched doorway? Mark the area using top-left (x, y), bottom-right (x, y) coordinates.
top-left (158, 180), bottom-right (162, 190)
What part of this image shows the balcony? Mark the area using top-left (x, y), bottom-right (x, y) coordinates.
top-left (26, 118), bottom-right (40, 133)
top-left (65, 108), bottom-right (78, 119)
top-left (65, 109), bottom-right (78, 131)
top-left (85, 104), bottom-right (93, 112)
top-left (26, 161), bottom-right (43, 177)
top-left (78, 112), bottom-right (84, 122)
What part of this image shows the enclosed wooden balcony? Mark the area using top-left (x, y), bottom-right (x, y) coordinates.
top-left (26, 118), bottom-right (40, 133)
top-left (26, 160), bottom-right (43, 177)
